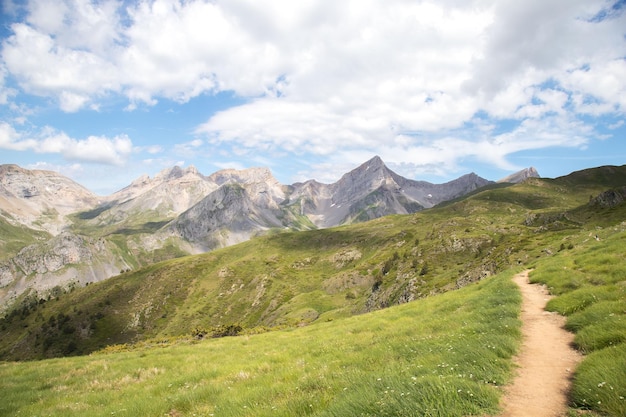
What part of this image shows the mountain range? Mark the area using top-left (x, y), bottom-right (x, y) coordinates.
top-left (0, 156), bottom-right (534, 310)
top-left (1, 161), bottom-right (625, 363)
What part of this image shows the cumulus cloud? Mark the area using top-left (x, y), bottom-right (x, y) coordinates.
top-left (0, 122), bottom-right (37, 150)
top-left (1, 0), bottom-right (625, 180)
top-left (0, 122), bottom-right (133, 165)
top-left (0, 65), bottom-right (16, 104)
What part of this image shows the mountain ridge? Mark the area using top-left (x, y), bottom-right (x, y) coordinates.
top-left (0, 157), bottom-right (536, 310)
top-left (2, 162), bottom-right (625, 361)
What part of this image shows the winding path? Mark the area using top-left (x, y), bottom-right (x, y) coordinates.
top-left (498, 270), bottom-right (582, 417)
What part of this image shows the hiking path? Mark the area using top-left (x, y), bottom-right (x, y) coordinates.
top-left (497, 270), bottom-right (582, 417)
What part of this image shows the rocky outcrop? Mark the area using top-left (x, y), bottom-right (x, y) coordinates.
top-left (91, 165), bottom-right (217, 223)
top-left (589, 186), bottom-right (626, 209)
top-left (0, 232), bottom-right (129, 309)
top-left (168, 170), bottom-right (294, 250)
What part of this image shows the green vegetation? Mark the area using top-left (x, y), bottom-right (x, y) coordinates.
top-left (530, 228), bottom-right (626, 416)
top-left (1, 164), bottom-right (625, 416)
top-left (0, 270), bottom-right (521, 417)
top-left (0, 216), bottom-right (49, 260)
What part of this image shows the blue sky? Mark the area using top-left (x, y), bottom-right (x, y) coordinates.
top-left (1, 0), bottom-right (625, 195)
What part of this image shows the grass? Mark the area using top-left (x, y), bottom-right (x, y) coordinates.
top-left (0, 217), bottom-right (50, 261)
top-left (529, 226), bottom-right (626, 416)
top-left (0, 270), bottom-right (522, 417)
top-left (0, 207), bottom-right (528, 360)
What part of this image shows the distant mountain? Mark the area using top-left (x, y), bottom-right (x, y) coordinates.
top-left (0, 164), bottom-right (99, 234)
top-left (0, 157), bottom-right (502, 308)
top-left (497, 167), bottom-right (540, 184)
top-left (80, 165), bottom-right (217, 229)
top-left (168, 167), bottom-right (296, 250)
top-left (287, 156), bottom-right (492, 227)
top-left (3, 163), bottom-right (625, 360)
top-left (165, 157), bottom-right (493, 250)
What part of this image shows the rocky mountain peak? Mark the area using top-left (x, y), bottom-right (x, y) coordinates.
top-left (0, 164), bottom-right (99, 234)
top-left (208, 167), bottom-right (278, 186)
top-left (355, 155), bottom-right (389, 176)
top-left (154, 165), bottom-right (185, 181)
top-left (498, 167), bottom-right (540, 184)
top-left (109, 165), bottom-right (207, 204)
top-left (335, 156), bottom-right (394, 189)
top-left (186, 165), bottom-right (200, 176)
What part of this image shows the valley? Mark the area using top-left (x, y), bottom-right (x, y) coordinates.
top-left (0, 156), bottom-right (496, 310)
top-left (0, 161), bottom-right (624, 416)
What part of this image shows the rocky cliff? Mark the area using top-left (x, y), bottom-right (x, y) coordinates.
top-left (0, 231), bottom-right (129, 309)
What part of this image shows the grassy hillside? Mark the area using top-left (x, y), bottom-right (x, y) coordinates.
top-left (0, 216), bottom-right (50, 261)
top-left (530, 227), bottom-right (626, 417)
top-left (1, 165), bottom-right (625, 361)
top-left (0, 165), bottom-right (625, 416)
top-left (0, 269), bottom-right (522, 417)
top-left (1, 224), bottom-right (623, 416)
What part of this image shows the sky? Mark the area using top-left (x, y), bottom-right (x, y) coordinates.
top-left (0, 0), bottom-right (625, 195)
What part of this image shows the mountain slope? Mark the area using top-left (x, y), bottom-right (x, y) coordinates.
top-left (0, 164), bottom-right (99, 234)
top-left (286, 156), bottom-right (493, 227)
top-left (2, 164), bottom-right (625, 360)
top-left (497, 167), bottom-right (540, 183)
top-left (76, 165), bottom-right (217, 231)
top-left (0, 158), bottom-right (529, 312)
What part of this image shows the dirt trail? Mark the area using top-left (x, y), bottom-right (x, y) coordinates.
top-left (498, 270), bottom-right (582, 417)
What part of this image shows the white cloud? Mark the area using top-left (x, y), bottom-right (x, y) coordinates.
top-left (0, 122), bottom-right (37, 150)
top-left (143, 145), bottom-right (164, 154)
top-left (61, 134), bottom-right (133, 165)
top-left (0, 65), bottom-right (16, 104)
top-left (173, 138), bottom-right (206, 157)
top-left (0, 122), bottom-right (133, 165)
top-left (1, 0), bottom-right (625, 180)
top-left (2, 23), bottom-right (119, 110)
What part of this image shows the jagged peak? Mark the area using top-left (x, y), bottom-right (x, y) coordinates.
top-left (0, 163), bottom-right (26, 174)
top-left (186, 165), bottom-right (199, 176)
top-left (0, 163), bottom-right (69, 178)
top-left (209, 167), bottom-right (277, 185)
top-left (154, 165), bottom-right (185, 181)
top-left (359, 155), bottom-right (386, 171)
top-left (152, 165), bottom-right (203, 182)
top-left (338, 156), bottom-right (390, 180)
top-left (498, 167), bottom-right (540, 184)
top-left (129, 174), bottom-right (150, 186)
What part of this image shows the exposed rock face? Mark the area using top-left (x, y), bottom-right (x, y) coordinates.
top-left (589, 186), bottom-right (626, 208)
top-left (0, 157), bottom-right (496, 309)
top-left (169, 168), bottom-right (291, 250)
top-left (0, 164), bottom-right (99, 234)
top-left (0, 232), bottom-right (129, 309)
top-left (498, 167), bottom-right (540, 184)
top-left (286, 156), bottom-right (492, 227)
top-left (96, 165), bottom-right (217, 221)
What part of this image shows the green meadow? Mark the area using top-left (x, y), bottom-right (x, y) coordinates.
top-left (1, 165), bottom-right (626, 416)
top-left (0, 270), bottom-right (521, 417)
top-left (530, 228), bottom-right (626, 417)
